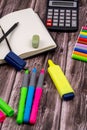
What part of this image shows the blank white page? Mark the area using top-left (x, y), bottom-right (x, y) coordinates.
top-left (0, 28), bottom-right (10, 61)
top-left (0, 8), bottom-right (56, 58)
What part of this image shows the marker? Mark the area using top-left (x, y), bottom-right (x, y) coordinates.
top-left (82, 26), bottom-right (87, 30)
top-left (80, 31), bottom-right (87, 36)
top-left (24, 68), bottom-right (37, 123)
top-left (0, 26), bottom-right (12, 51)
top-left (74, 45), bottom-right (87, 51)
top-left (29, 68), bottom-right (45, 124)
top-left (0, 98), bottom-right (14, 117)
top-left (0, 110), bottom-right (6, 123)
top-left (79, 34), bottom-right (87, 39)
top-left (16, 69), bottom-right (29, 124)
top-left (0, 26), bottom-right (26, 71)
top-left (74, 47), bottom-right (87, 54)
top-left (73, 51), bottom-right (87, 57)
top-left (81, 30), bottom-right (87, 33)
top-left (76, 43), bottom-right (87, 48)
top-left (0, 22), bottom-right (19, 43)
top-left (72, 26), bottom-right (87, 62)
top-left (78, 37), bottom-right (87, 42)
top-left (47, 60), bottom-right (75, 100)
top-left (72, 53), bottom-right (87, 62)
top-left (77, 40), bottom-right (87, 45)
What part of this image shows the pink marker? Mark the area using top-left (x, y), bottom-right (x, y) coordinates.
top-left (82, 26), bottom-right (87, 30)
top-left (29, 69), bottom-right (45, 124)
top-left (76, 43), bottom-right (87, 48)
top-left (0, 110), bottom-right (6, 123)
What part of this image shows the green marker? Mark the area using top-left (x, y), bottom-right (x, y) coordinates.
top-left (72, 53), bottom-right (87, 62)
top-left (0, 98), bottom-right (14, 117)
top-left (16, 69), bottom-right (29, 124)
top-left (81, 30), bottom-right (87, 33)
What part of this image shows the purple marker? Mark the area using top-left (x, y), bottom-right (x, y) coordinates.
top-left (76, 43), bottom-right (87, 48)
top-left (75, 45), bottom-right (87, 51)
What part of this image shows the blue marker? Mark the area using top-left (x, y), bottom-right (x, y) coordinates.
top-left (75, 45), bottom-right (87, 51)
top-left (79, 34), bottom-right (87, 39)
top-left (24, 68), bottom-right (37, 123)
top-left (74, 47), bottom-right (87, 54)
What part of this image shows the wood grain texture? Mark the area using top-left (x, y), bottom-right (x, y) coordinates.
top-left (0, 0), bottom-right (87, 130)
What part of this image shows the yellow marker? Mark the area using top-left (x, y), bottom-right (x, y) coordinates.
top-left (48, 60), bottom-right (75, 100)
top-left (80, 32), bottom-right (87, 36)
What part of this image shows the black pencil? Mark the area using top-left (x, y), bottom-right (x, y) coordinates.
top-left (0, 26), bottom-right (12, 51)
top-left (0, 22), bottom-right (19, 43)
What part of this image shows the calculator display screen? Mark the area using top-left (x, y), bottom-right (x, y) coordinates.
top-left (49, 1), bottom-right (77, 7)
top-left (52, 2), bottom-right (73, 6)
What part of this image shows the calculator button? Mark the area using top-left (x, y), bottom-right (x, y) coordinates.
top-left (72, 10), bottom-right (77, 13)
top-left (65, 23), bottom-right (70, 27)
top-left (53, 16), bottom-right (58, 19)
top-left (47, 19), bottom-right (52, 23)
top-left (54, 9), bottom-right (59, 12)
top-left (46, 19), bottom-right (52, 27)
top-left (48, 9), bottom-right (53, 12)
top-left (59, 23), bottom-right (64, 27)
top-left (72, 13), bottom-right (77, 17)
top-left (48, 12), bottom-right (53, 15)
top-left (59, 20), bottom-right (64, 23)
top-left (66, 16), bottom-right (70, 20)
top-left (54, 12), bottom-right (58, 16)
top-left (66, 10), bottom-right (71, 13)
top-left (72, 20), bottom-right (77, 27)
top-left (66, 13), bottom-right (70, 16)
top-left (60, 10), bottom-right (65, 13)
top-left (53, 19), bottom-right (58, 22)
top-left (53, 23), bottom-right (58, 26)
top-left (72, 17), bottom-right (76, 20)
top-left (60, 13), bottom-right (64, 16)
top-left (46, 22), bottom-right (52, 26)
top-left (47, 15), bottom-right (52, 19)
top-left (60, 16), bottom-right (64, 19)
top-left (66, 20), bottom-right (70, 23)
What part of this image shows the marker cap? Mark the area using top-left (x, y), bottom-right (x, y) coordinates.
top-left (0, 98), bottom-right (14, 117)
top-left (4, 51), bottom-right (26, 71)
top-left (0, 110), bottom-right (6, 122)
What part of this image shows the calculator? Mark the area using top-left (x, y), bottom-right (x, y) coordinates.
top-left (46, 0), bottom-right (79, 32)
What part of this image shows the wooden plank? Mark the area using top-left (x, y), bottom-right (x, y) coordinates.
top-left (60, 5), bottom-right (87, 130)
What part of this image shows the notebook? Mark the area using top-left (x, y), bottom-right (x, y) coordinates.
top-left (0, 8), bottom-right (56, 64)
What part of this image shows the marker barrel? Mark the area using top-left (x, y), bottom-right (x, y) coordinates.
top-left (16, 69), bottom-right (29, 124)
top-left (16, 87), bottom-right (27, 124)
top-left (0, 22), bottom-right (19, 43)
top-left (24, 86), bottom-right (35, 123)
top-left (0, 98), bottom-right (14, 117)
top-left (48, 60), bottom-right (74, 100)
top-left (24, 68), bottom-right (37, 123)
top-left (29, 88), bottom-right (42, 124)
top-left (29, 69), bottom-right (44, 124)
top-left (72, 53), bottom-right (87, 62)
top-left (0, 110), bottom-right (6, 122)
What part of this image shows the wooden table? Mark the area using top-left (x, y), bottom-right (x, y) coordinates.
top-left (0, 0), bottom-right (87, 130)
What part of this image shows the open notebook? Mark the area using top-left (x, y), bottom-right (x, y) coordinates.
top-left (0, 8), bottom-right (56, 64)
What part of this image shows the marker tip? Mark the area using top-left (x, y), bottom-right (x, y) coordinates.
top-left (41, 68), bottom-right (45, 73)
